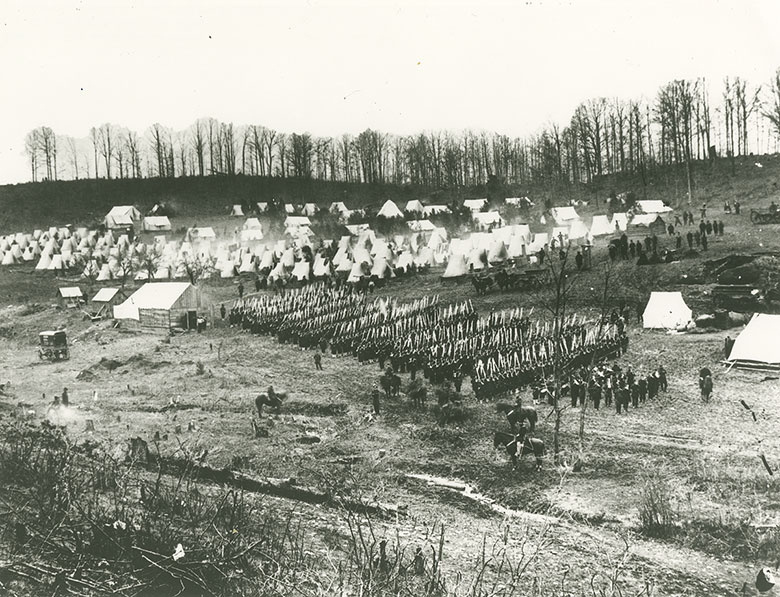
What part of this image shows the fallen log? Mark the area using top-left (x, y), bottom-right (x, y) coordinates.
top-left (133, 454), bottom-right (405, 517)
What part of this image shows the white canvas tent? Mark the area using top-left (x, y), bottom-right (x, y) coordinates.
top-left (551, 206), bottom-right (580, 225)
top-left (473, 211), bottom-right (503, 230)
top-left (423, 205), bottom-right (450, 216)
top-left (105, 206), bottom-right (141, 229)
top-left (611, 213), bottom-right (629, 232)
top-left (230, 205), bottom-right (245, 217)
top-left (589, 215), bottom-right (613, 236)
top-left (463, 198), bottom-right (488, 211)
top-left (643, 292), bottom-right (692, 330)
top-left (726, 313), bottom-right (780, 369)
top-left (291, 260), bottom-right (311, 281)
top-left (284, 216), bottom-right (311, 229)
top-left (143, 216), bottom-right (171, 231)
top-left (377, 200), bottom-right (403, 219)
top-left (441, 254), bottom-right (468, 278)
top-left (637, 200), bottom-right (673, 214)
top-left (405, 200), bottom-right (424, 214)
top-left (407, 219), bottom-right (436, 232)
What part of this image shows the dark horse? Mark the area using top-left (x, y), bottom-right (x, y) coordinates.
top-left (496, 403), bottom-right (538, 433)
top-left (471, 276), bottom-right (494, 295)
top-left (493, 430), bottom-right (545, 471)
top-left (379, 373), bottom-right (401, 398)
top-left (255, 386), bottom-right (288, 416)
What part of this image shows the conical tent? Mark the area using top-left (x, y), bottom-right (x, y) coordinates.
top-left (487, 240), bottom-right (509, 263)
top-left (442, 254), bottom-right (468, 278)
top-left (336, 257), bottom-right (353, 273)
top-left (370, 259), bottom-right (394, 278)
top-left (258, 251), bottom-right (275, 270)
top-left (291, 260), bottom-right (311, 281)
top-left (280, 247), bottom-right (296, 268)
top-left (267, 261), bottom-right (286, 282)
top-left (405, 200), bottom-right (424, 213)
top-left (611, 213), bottom-right (629, 232)
top-left (239, 255), bottom-right (256, 273)
top-left (313, 255), bottom-right (331, 277)
top-left (353, 246), bottom-right (372, 265)
top-left (35, 254), bottom-right (52, 270)
top-left (377, 200), bottom-right (403, 219)
top-left (415, 247), bottom-right (434, 267)
top-left (348, 261), bottom-right (367, 282)
top-left (642, 292), bottom-right (692, 329)
top-left (396, 251), bottom-right (414, 271)
top-left (727, 313), bottom-right (780, 369)
top-left (507, 235), bottom-right (526, 258)
top-left (467, 248), bottom-right (487, 271)
top-left (97, 264), bottom-right (112, 281)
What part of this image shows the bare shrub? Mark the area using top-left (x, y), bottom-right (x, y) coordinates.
top-left (639, 474), bottom-right (677, 538)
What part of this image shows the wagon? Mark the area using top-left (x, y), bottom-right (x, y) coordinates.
top-left (38, 330), bottom-right (69, 361)
top-left (749, 208), bottom-right (780, 225)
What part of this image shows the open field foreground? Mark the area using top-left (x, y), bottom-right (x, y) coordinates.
top-left (1, 256), bottom-right (779, 596)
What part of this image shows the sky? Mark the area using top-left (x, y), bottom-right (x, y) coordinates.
top-left (1, 0), bottom-right (780, 183)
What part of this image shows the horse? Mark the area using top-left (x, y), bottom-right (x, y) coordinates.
top-left (255, 387), bottom-right (287, 416)
top-left (471, 276), bottom-right (494, 295)
top-left (493, 430), bottom-right (545, 471)
top-left (379, 373), bottom-right (401, 398)
top-left (496, 403), bottom-right (538, 432)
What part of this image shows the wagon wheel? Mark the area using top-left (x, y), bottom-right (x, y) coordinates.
top-left (750, 210), bottom-right (761, 224)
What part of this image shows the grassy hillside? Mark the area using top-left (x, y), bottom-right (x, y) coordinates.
top-left (1, 154), bottom-right (779, 232)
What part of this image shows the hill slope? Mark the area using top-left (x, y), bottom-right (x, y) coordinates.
top-left (1, 155), bottom-right (779, 231)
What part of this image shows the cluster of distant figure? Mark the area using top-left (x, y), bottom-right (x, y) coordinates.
top-left (561, 362), bottom-right (667, 413)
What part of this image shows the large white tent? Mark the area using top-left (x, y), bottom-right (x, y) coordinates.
top-left (377, 200), bottom-right (403, 219)
top-left (642, 292), bottom-right (692, 330)
top-left (463, 198), bottom-right (488, 211)
top-left (105, 206), bottom-right (141, 229)
top-left (441, 254), bottom-right (468, 278)
top-left (636, 200), bottom-right (673, 214)
top-left (551, 206), bottom-right (580, 225)
top-left (726, 313), bottom-right (780, 369)
top-left (590, 215), bottom-right (613, 236)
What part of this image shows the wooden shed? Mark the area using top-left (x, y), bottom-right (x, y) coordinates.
top-left (57, 287), bottom-right (83, 308)
top-left (113, 282), bottom-right (204, 332)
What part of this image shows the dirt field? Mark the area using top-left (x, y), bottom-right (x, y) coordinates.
top-left (1, 211), bottom-right (779, 596)
top-left (3, 172), bottom-right (780, 594)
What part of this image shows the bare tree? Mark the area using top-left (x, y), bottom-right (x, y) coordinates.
top-left (191, 119), bottom-right (207, 176)
top-left (116, 252), bottom-right (136, 289)
top-left (37, 126), bottom-right (58, 180)
top-left (24, 129), bottom-right (41, 182)
top-left (89, 126), bottom-right (100, 178)
top-left (179, 253), bottom-right (214, 285)
top-left (263, 128), bottom-right (277, 176)
top-left (764, 68), bottom-right (780, 146)
top-left (148, 123), bottom-right (169, 177)
top-left (134, 244), bottom-right (163, 281)
top-left (65, 136), bottom-right (81, 179)
top-left (290, 132), bottom-right (313, 178)
top-left (125, 131), bottom-right (142, 178)
top-left (97, 123), bottom-right (116, 179)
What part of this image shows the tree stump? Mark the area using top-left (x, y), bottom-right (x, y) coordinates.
top-left (130, 437), bottom-right (149, 464)
top-left (85, 419), bottom-right (95, 432)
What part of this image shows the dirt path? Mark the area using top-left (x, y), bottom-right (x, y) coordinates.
top-left (403, 472), bottom-right (758, 596)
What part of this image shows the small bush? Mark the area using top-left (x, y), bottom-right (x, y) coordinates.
top-left (639, 474), bottom-right (677, 538)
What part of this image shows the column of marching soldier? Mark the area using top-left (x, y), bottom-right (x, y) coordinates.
top-left (229, 284), bottom-right (640, 408)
